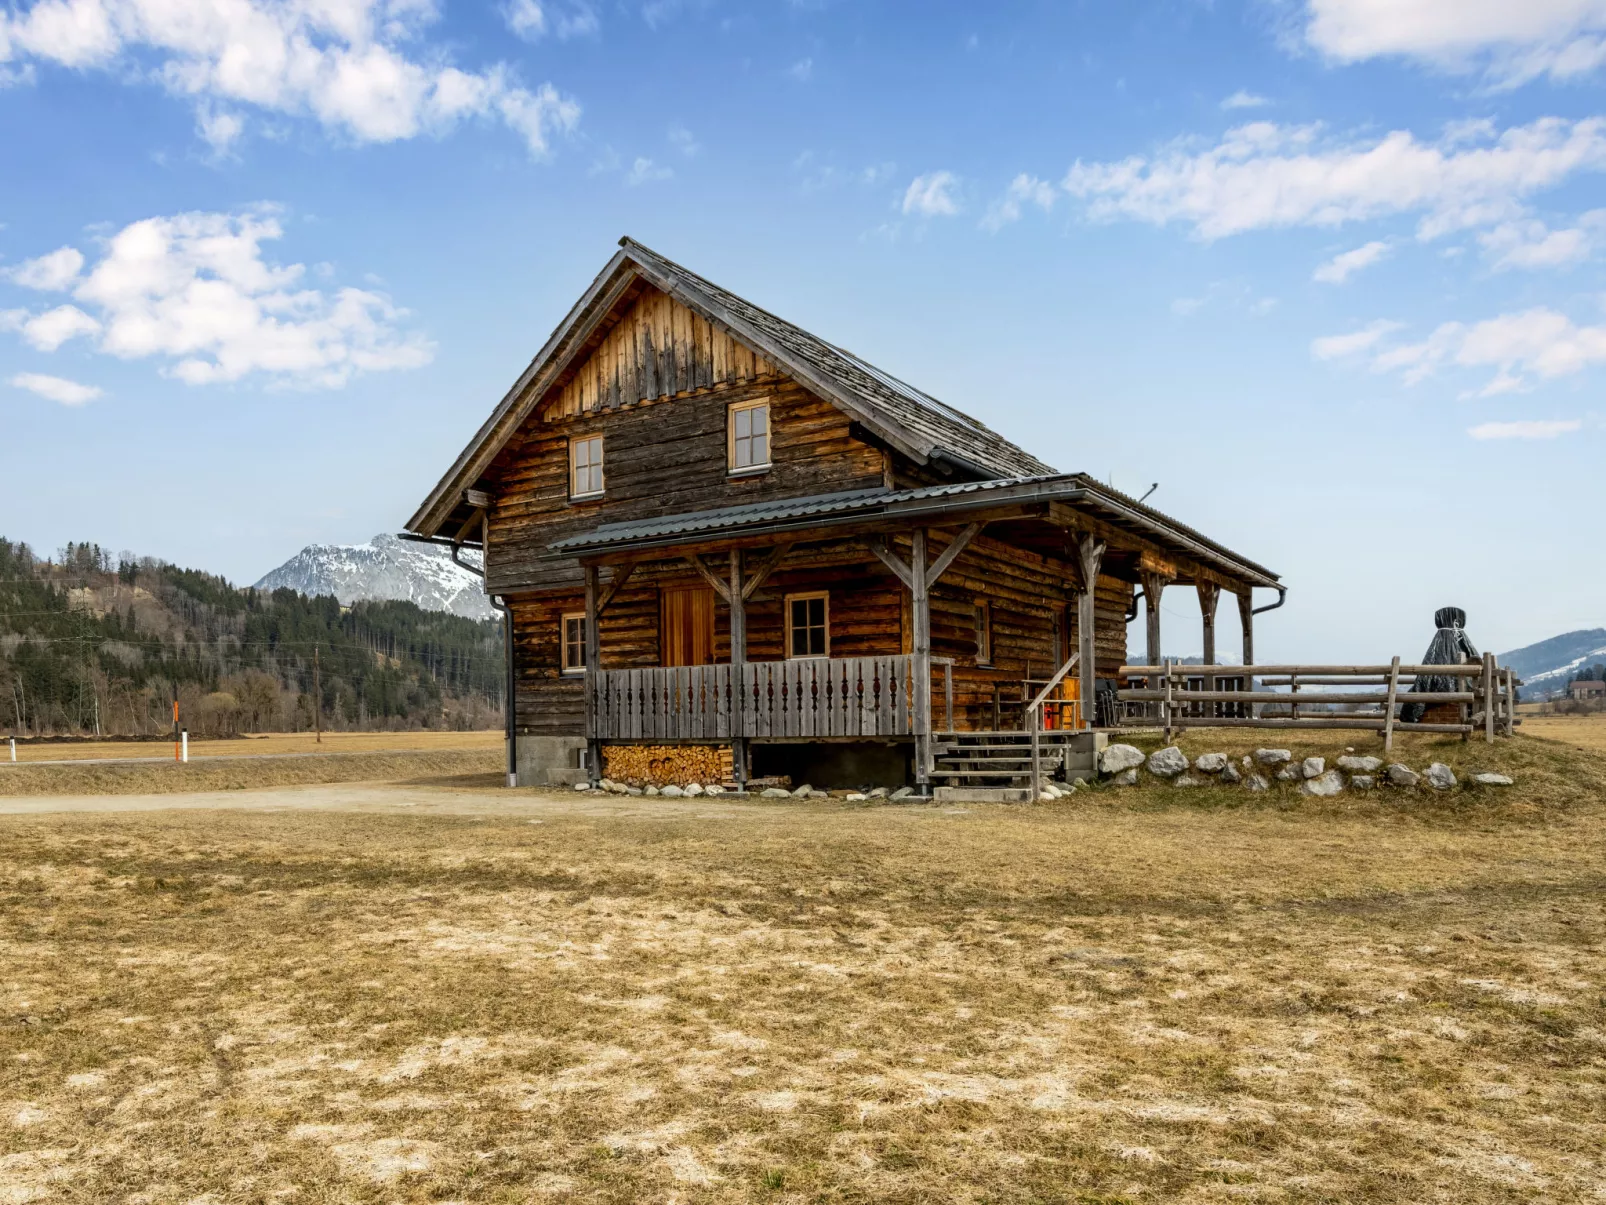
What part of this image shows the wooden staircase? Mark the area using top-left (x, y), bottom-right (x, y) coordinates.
top-left (930, 730), bottom-right (1104, 802)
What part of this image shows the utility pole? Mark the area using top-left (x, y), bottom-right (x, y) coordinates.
top-left (313, 646), bottom-right (322, 744)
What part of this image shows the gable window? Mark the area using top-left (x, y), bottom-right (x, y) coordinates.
top-left (728, 399), bottom-right (771, 474)
top-left (570, 435), bottom-right (604, 498)
top-left (561, 613), bottom-right (587, 674)
top-left (786, 592), bottom-right (829, 659)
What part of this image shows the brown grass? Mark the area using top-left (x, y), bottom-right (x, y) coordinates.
top-left (0, 748), bottom-right (502, 796)
top-left (1511, 711), bottom-right (1606, 754)
top-left (5, 729), bottom-right (504, 763)
top-left (0, 729), bottom-right (1602, 1202)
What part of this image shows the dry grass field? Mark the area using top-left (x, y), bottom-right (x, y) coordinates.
top-left (1515, 712), bottom-right (1606, 754)
top-left (5, 730), bottom-right (505, 763)
top-left (0, 727), bottom-right (1602, 1203)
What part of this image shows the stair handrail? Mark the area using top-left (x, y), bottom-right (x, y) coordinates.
top-left (1026, 651), bottom-right (1079, 800)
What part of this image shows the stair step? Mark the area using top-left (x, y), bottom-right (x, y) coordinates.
top-left (935, 757), bottom-right (1062, 768)
top-left (929, 770), bottom-right (1034, 780)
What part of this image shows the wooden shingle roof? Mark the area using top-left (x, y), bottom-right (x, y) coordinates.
top-left (406, 239), bottom-right (1053, 537)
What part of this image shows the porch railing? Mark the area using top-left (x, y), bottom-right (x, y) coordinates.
top-left (589, 654), bottom-right (917, 741)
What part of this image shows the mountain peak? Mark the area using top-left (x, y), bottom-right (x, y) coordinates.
top-left (254, 534), bottom-right (493, 620)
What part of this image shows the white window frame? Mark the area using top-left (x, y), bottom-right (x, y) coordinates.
top-left (561, 613), bottom-right (587, 674)
top-left (727, 398), bottom-right (772, 476)
top-left (569, 435), bottom-right (604, 499)
top-left (784, 591), bottom-right (830, 660)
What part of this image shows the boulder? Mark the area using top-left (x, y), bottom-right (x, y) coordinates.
top-left (704, 784), bottom-right (724, 796)
top-left (1350, 774), bottom-right (1376, 791)
top-left (1301, 757), bottom-right (1325, 779)
top-left (760, 787), bottom-right (791, 799)
top-left (1337, 755), bottom-right (1382, 773)
top-left (868, 787), bottom-right (889, 798)
top-left (891, 786), bottom-right (914, 800)
top-left (644, 785), bottom-right (660, 796)
top-left (573, 782), bottom-right (593, 792)
top-left (1386, 764), bottom-right (1420, 788)
top-left (1147, 746), bottom-right (1189, 777)
top-left (1425, 763), bottom-right (1457, 790)
top-left (1245, 774), bottom-right (1270, 792)
top-left (1113, 768), bottom-right (1140, 786)
top-left (1100, 744), bottom-right (1146, 774)
top-left (684, 783), bottom-right (704, 796)
top-left (845, 792), bottom-right (868, 802)
top-left (1037, 791), bottom-right (1058, 803)
top-left (1255, 749), bottom-right (1293, 767)
top-left (1194, 752), bottom-right (1229, 774)
top-left (597, 778), bottom-right (615, 791)
top-left (1173, 775), bottom-right (1201, 788)
top-left (1275, 766), bottom-right (1301, 783)
top-left (1069, 777), bottom-right (1088, 789)
top-left (1473, 772), bottom-right (1514, 786)
top-left (625, 786), bottom-right (643, 796)
top-left (1242, 755), bottom-right (1254, 769)
top-left (1221, 762), bottom-right (1242, 785)
top-left (791, 784), bottom-right (813, 799)
top-left (1302, 770), bottom-right (1345, 797)
top-left (661, 785), bottom-right (685, 797)
top-left (607, 781), bottom-right (629, 795)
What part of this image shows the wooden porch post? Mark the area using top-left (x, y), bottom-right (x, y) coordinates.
top-left (1197, 581), bottom-right (1220, 719)
top-left (1140, 571), bottom-right (1168, 672)
top-left (584, 563), bottom-right (602, 786)
top-left (912, 528), bottom-right (932, 791)
top-left (728, 549), bottom-right (747, 790)
top-left (1077, 536), bottom-right (1105, 729)
top-left (1236, 589), bottom-right (1255, 722)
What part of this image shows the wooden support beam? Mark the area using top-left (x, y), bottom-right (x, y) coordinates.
top-left (740, 542), bottom-right (793, 600)
top-left (1236, 591), bottom-right (1255, 670)
top-left (911, 528), bottom-right (931, 788)
top-left (685, 554), bottom-right (732, 602)
top-left (1197, 581), bottom-right (1220, 666)
top-left (729, 550), bottom-right (748, 791)
top-left (452, 506), bottom-right (486, 546)
top-left (866, 535), bottom-right (915, 591)
top-left (1077, 535), bottom-right (1105, 730)
top-left (924, 522), bottom-right (982, 589)
top-left (595, 561), bottom-right (637, 615)
top-left (584, 563), bottom-right (601, 785)
top-left (1139, 570), bottom-right (1171, 673)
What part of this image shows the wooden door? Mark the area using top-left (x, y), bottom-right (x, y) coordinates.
top-left (661, 587), bottom-right (715, 666)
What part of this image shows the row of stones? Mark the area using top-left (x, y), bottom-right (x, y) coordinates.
top-left (1097, 744), bottom-right (1514, 795)
top-left (578, 779), bottom-right (919, 802)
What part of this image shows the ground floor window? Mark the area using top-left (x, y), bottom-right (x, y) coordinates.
top-left (786, 592), bottom-right (829, 659)
top-left (974, 600), bottom-right (992, 665)
top-left (562, 613), bottom-right (587, 674)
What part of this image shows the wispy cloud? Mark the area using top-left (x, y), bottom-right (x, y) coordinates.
top-left (1221, 89), bottom-right (1270, 110)
top-left (1478, 211), bottom-right (1606, 270)
top-left (1313, 240), bottom-right (1390, 283)
top-left (668, 124), bottom-right (700, 157)
top-left (981, 174), bottom-right (1056, 231)
top-left (0, 206), bottom-right (432, 389)
top-left (9, 371), bottom-right (102, 406)
top-left (1311, 319), bottom-right (1404, 360)
top-left (627, 157), bottom-right (673, 186)
top-left (902, 171), bottom-right (961, 217)
top-left (787, 57), bottom-right (813, 81)
top-left (504, 0), bottom-right (598, 40)
top-left (1063, 117), bottom-right (1606, 240)
top-left (1303, 0), bottom-right (1606, 86)
top-left (1468, 418), bottom-right (1583, 440)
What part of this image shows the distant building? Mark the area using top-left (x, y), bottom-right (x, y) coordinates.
top-left (1569, 679), bottom-right (1606, 701)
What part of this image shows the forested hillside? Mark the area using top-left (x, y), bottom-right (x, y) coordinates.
top-left (0, 539), bottom-right (505, 737)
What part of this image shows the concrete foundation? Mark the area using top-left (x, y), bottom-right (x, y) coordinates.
top-left (516, 735), bottom-right (588, 787)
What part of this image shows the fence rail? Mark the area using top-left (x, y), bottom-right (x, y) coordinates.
top-left (1116, 654), bottom-right (1519, 749)
top-left (588, 654), bottom-right (916, 742)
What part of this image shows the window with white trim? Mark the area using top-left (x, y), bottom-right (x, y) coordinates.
top-left (561, 613), bottom-right (587, 674)
top-left (728, 399), bottom-right (771, 473)
top-left (569, 435), bottom-right (604, 498)
top-left (785, 592), bottom-right (829, 659)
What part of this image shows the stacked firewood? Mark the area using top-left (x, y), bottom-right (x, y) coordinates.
top-left (602, 745), bottom-right (733, 786)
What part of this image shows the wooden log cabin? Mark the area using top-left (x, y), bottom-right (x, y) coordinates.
top-left (404, 239), bottom-right (1284, 794)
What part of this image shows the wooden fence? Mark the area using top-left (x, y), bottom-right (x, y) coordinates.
top-left (1117, 653), bottom-right (1519, 749)
top-left (589, 654), bottom-right (916, 741)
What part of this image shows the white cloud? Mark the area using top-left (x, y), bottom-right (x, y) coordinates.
top-left (1313, 239), bottom-right (1391, 282)
top-left (9, 371), bottom-right (102, 405)
top-left (1311, 318), bottom-right (1403, 359)
top-left (902, 170), bottom-right (961, 217)
top-left (981, 173), bottom-right (1056, 231)
top-left (1469, 418), bottom-right (1583, 439)
top-left (668, 124), bottom-right (699, 156)
top-left (196, 104), bottom-right (244, 156)
top-left (0, 0), bottom-right (581, 156)
top-left (1063, 117), bottom-right (1606, 240)
top-left (1304, 0), bottom-right (1606, 84)
top-left (1478, 211), bottom-right (1606, 268)
top-left (7, 246), bottom-right (84, 290)
top-left (503, 0), bottom-right (597, 41)
top-left (1333, 306), bottom-right (1606, 392)
top-left (0, 207), bottom-right (432, 388)
top-left (787, 57), bottom-right (812, 81)
top-left (1221, 89), bottom-right (1269, 110)
top-left (626, 156), bottom-right (671, 186)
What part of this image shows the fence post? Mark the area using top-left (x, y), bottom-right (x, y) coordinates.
top-left (1383, 656), bottom-right (1401, 753)
top-left (1029, 705), bottom-right (1041, 800)
top-left (1482, 653), bottom-right (1496, 743)
top-left (1504, 667), bottom-right (1515, 736)
top-left (1162, 659), bottom-right (1173, 744)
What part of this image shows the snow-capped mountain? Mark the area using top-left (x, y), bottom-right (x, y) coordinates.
top-left (1498, 628), bottom-right (1606, 698)
top-left (254, 533), bottom-right (496, 621)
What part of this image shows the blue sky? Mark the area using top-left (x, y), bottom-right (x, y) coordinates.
top-left (2, 0), bottom-right (1603, 661)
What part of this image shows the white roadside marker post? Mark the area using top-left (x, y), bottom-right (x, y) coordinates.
top-left (181, 730), bottom-right (189, 764)
top-left (8, 738), bottom-right (14, 763)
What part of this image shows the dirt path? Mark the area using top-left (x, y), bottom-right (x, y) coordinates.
top-left (0, 780), bottom-right (837, 819)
